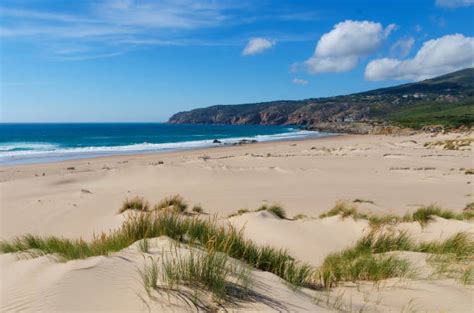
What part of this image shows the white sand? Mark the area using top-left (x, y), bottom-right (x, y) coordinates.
top-left (1, 132), bottom-right (473, 312)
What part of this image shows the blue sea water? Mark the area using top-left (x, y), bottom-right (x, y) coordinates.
top-left (0, 123), bottom-right (330, 165)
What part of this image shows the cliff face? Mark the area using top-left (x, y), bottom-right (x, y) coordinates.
top-left (168, 68), bottom-right (474, 132)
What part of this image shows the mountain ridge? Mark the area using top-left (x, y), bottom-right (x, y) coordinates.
top-left (168, 68), bottom-right (474, 132)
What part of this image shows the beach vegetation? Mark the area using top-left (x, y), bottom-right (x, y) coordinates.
top-left (320, 202), bottom-right (473, 227)
top-left (252, 204), bottom-right (287, 219)
top-left (140, 256), bottom-right (160, 296)
top-left (293, 214), bottom-right (308, 220)
top-left (319, 201), bottom-right (368, 220)
top-left (161, 244), bottom-right (251, 303)
top-left (119, 196), bottom-right (150, 213)
top-left (423, 138), bottom-right (473, 150)
top-left (368, 214), bottom-right (402, 228)
top-left (317, 231), bottom-right (474, 287)
top-left (227, 209), bottom-right (250, 218)
top-left (0, 207), bottom-right (313, 288)
top-left (256, 204), bottom-right (286, 219)
top-left (317, 232), bottom-right (411, 288)
top-left (154, 195), bottom-right (188, 213)
top-left (138, 239), bottom-right (150, 253)
top-left (191, 205), bottom-right (204, 214)
top-left (409, 205), bottom-right (465, 225)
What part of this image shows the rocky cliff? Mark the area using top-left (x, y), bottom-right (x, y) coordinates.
top-left (168, 68), bottom-right (474, 132)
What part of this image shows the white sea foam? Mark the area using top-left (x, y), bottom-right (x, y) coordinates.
top-left (0, 142), bottom-right (59, 152)
top-left (0, 130), bottom-right (327, 165)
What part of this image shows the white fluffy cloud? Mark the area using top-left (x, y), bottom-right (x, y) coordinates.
top-left (298, 20), bottom-right (395, 73)
top-left (435, 0), bottom-right (474, 8)
top-left (365, 34), bottom-right (474, 81)
top-left (242, 38), bottom-right (275, 56)
top-left (292, 78), bottom-right (308, 85)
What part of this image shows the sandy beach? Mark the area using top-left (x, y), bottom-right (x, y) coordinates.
top-left (1, 132), bottom-right (472, 239)
top-left (1, 132), bottom-right (473, 312)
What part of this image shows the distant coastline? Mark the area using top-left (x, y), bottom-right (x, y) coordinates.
top-left (168, 68), bottom-right (474, 133)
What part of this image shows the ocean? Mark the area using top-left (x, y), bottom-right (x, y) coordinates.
top-left (0, 123), bottom-right (330, 165)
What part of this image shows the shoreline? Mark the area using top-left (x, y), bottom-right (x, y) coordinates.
top-left (0, 131), bottom-right (342, 168)
top-left (0, 128), bottom-right (335, 166)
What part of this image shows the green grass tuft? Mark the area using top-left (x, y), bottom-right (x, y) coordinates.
top-left (161, 244), bottom-right (251, 303)
top-left (317, 231), bottom-right (474, 287)
top-left (410, 204), bottom-right (463, 225)
top-left (319, 201), bottom-right (368, 220)
top-left (140, 256), bottom-right (160, 296)
top-left (417, 232), bottom-right (474, 258)
top-left (154, 195), bottom-right (188, 213)
top-left (255, 204), bottom-right (287, 219)
top-left (119, 196), bottom-right (150, 213)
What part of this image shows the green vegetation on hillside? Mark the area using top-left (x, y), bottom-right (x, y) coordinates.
top-left (383, 99), bottom-right (474, 128)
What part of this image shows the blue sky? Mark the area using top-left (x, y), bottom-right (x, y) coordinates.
top-left (1, 0), bottom-right (473, 122)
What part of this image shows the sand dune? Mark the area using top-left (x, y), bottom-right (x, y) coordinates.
top-left (1, 132), bottom-right (473, 311)
top-left (1, 237), bottom-right (330, 312)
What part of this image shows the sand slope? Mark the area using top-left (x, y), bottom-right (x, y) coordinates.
top-left (0, 237), bottom-right (330, 312)
top-left (229, 211), bottom-right (474, 312)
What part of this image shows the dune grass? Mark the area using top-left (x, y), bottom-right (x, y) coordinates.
top-left (0, 210), bottom-right (313, 288)
top-left (319, 202), bottom-right (473, 227)
top-left (228, 204), bottom-right (287, 219)
top-left (317, 231), bottom-right (474, 287)
top-left (409, 205), bottom-right (464, 225)
top-left (423, 138), bottom-right (473, 150)
top-left (417, 232), bottom-right (474, 258)
top-left (154, 195), bottom-right (188, 213)
top-left (191, 205), bottom-right (204, 214)
top-left (256, 204), bottom-right (287, 219)
top-left (317, 232), bottom-right (412, 288)
top-left (2, 197), bottom-right (472, 291)
top-left (227, 209), bottom-right (250, 218)
top-left (419, 232), bottom-right (474, 285)
top-left (140, 256), bottom-right (160, 296)
top-left (119, 196), bottom-right (150, 213)
top-left (293, 214), bottom-right (307, 220)
top-left (161, 244), bottom-right (251, 303)
top-left (319, 201), bottom-right (368, 220)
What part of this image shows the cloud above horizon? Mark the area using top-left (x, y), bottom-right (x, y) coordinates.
top-left (294, 20), bottom-right (396, 74)
top-left (435, 0), bottom-right (474, 8)
top-left (365, 34), bottom-right (474, 81)
top-left (242, 38), bottom-right (275, 55)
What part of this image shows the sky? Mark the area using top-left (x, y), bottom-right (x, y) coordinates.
top-left (1, 0), bottom-right (473, 122)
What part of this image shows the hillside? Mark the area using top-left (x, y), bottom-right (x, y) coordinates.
top-left (168, 68), bottom-right (474, 132)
